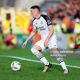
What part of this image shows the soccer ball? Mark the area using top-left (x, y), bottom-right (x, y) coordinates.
top-left (11, 61), bottom-right (21, 71)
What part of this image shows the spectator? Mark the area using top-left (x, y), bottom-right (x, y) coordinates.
top-left (74, 34), bottom-right (80, 49)
top-left (45, 0), bottom-right (80, 34)
top-left (72, 18), bottom-right (80, 33)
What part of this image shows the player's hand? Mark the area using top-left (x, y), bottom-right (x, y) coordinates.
top-left (22, 41), bottom-right (27, 48)
top-left (44, 39), bottom-right (48, 48)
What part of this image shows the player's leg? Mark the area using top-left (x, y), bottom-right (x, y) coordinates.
top-left (31, 45), bottom-right (49, 65)
top-left (31, 41), bottom-right (52, 72)
top-left (48, 35), bottom-right (68, 74)
top-left (50, 48), bottom-right (68, 74)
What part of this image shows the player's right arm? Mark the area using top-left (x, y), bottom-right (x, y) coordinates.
top-left (22, 29), bottom-right (36, 48)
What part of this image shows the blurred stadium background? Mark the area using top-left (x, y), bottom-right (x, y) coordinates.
top-left (0, 0), bottom-right (80, 49)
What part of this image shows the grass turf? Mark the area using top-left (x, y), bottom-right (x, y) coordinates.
top-left (0, 49), bottom-right (80, 80)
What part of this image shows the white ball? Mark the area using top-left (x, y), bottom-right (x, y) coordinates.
top-left (11, 61), bottom-right (21, 71)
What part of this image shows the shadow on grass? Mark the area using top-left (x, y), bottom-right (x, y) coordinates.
top-left (37, 64), bottom-right (63, 72)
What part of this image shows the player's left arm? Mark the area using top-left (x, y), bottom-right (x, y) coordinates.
top-left (44, 25), bottom-right (54, 47)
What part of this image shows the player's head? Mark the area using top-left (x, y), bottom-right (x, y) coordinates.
top-left (30, 5), bottom-right (40, 18)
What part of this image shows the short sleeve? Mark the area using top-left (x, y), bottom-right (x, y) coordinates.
top-left (46, 16), bottom-right (52, 26)
top-left (42, 15), bottom-right (52, 26)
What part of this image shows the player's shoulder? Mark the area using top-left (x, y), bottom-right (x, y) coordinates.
top-left (41, 14), bottom-right (50, 21)
top-left (41, 14), bottom-right (49, 17)
top-left (41, 14), bottom-right (52, 26)
top-left (32, 18), bottom-right (36, 23)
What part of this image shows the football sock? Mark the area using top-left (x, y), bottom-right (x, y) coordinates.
top-left (40, 57), bottom-right (49, 65)
top-left (31, 48), bottom-right (49, 65)
top-left (51, 50), bottom-right (67, 70)
top-left (60, 62), bottom-right (67, 70)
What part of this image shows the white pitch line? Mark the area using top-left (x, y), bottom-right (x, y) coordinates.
top-left (0, 55), bottom-right (80, 69)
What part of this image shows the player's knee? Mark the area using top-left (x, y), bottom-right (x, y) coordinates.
top-left (31, 48), bottom-right (38, 55)
top-left (31, 48), bottom-right (43, 59)
top-left (50, 50), bottom-right (63, 63)
top-left (31, 48), bottom-right (35, 53)
top-left (57, 57), bottom-right (63, 63)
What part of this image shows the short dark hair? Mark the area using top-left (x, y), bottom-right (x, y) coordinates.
top-left (30, 5), bottom-right (40, 11)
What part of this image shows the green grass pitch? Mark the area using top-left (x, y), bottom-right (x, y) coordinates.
top-left (0, 49), bottom-right (80, 80)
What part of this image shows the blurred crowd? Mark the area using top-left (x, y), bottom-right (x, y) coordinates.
top-left (0, 22), bottom-right (18, 48)
top-left (0, 0), bottom-right (80, 49)
top-left (45, 0), bottom-right (80, 34)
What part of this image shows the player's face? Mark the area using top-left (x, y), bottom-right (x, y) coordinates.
top-left (30, 9), bottom-right (39, 18)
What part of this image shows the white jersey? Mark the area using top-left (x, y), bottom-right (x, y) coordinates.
top-left (33, 14), bottom-right (54, 41)
top-left (32, 14), bottom-right (57, 50)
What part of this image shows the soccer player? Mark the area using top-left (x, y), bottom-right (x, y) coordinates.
top-left (22, 5), bottom-right (68, 74)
